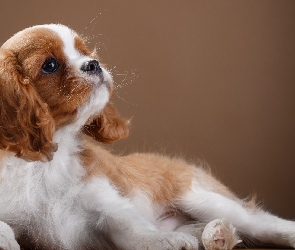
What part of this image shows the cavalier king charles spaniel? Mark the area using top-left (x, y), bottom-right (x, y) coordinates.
top-left (0, 24), bottom-right (294, 250)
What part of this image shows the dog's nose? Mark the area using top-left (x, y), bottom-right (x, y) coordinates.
top-left (81, 60), bottom-right (102, 75)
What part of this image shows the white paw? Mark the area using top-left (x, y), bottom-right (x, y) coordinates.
top-left (0, 222), bottom-right (20, 250)
top-left (135, 231), bottom-right (199, 250)
top-left (202, 219), bottom-right (241, 250)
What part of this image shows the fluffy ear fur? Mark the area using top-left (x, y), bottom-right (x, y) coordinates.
top-left (83, 102), bottom-right (130, 144)
top-left (0, 49), bottom-right (57, 161)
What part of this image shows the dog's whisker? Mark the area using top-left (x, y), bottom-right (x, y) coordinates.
top-left (114, 92), bottom-right (137, 107)
top-left (84, 15), bottom-right (98, 30)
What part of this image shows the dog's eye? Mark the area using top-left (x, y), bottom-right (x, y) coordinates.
top-left (41, 57), bottom-right (59, 74)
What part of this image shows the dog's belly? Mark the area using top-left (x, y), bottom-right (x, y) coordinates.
top-left (157, 212), bottom-right (188, 231)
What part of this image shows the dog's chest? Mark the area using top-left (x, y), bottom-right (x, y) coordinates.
top-left (0, 142), bottom-right (86, 217)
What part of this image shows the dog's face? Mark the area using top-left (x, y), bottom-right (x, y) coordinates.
top-left (0, 24), bottom-right (129, 161)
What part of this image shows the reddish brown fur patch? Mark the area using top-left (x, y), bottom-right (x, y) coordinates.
top-left (83, 102), bottom-right (130, 144)
top-left (0, 48), bottom-right (56, 161)
top-left (74, 36), bottom-right (92, 56)
top-left (80, 137), bottom-right (238, 204)
top-left (80, 135), bottom-right (195, 202)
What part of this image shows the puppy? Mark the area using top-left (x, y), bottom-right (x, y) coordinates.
top-left (0, 24), bottom-right (294, 250)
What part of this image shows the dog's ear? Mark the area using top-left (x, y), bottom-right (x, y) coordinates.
top-left (83, 102), bottom-right (130, 144)
top-left (0, 49), bottom-right (57, 161)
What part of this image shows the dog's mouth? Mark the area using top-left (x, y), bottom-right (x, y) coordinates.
top-left (99, 68), bottom-right (114, 93)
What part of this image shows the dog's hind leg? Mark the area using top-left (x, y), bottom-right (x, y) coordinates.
top-left (176, 185), bottom-right (295, 249)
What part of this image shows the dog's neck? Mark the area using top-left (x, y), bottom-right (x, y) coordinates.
top-left (0, 125), bottom-right (84, 170)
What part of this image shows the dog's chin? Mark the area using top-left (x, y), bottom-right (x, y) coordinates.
top-left (77, 83), bottom-right (110, 128)
top-left (86, 67), bottom-right (113, 91)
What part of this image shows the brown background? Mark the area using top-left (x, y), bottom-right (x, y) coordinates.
top-left (1, 1), bottom-right (294, 219)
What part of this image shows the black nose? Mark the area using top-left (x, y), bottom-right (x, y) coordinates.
top-left (81, 60), bottom-right (102, 74)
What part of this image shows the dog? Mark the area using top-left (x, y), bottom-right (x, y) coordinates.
top-left (0, 24), bottom-right (294, 250)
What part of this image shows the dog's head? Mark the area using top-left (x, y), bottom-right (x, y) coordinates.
top-left (0, 24), bottom-right (129, 162)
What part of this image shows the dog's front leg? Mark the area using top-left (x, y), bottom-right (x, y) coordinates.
top-left (0, 221), bottom-right (20, 250)
top-left (81, 178), bottom-right (199, 250)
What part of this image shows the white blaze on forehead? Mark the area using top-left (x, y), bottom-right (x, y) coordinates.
top-left (37, 24), bottom-right (92, 67)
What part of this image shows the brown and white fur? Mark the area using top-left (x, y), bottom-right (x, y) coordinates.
top-left (0, 24), bottom-right (294, 250)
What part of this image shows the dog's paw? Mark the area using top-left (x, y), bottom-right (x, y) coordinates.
top-left (0, 222), bottom-right (20, 250)
top-left (135, 231), bottom-right (199, 250)
top-left (202, 219), bottom-right (241, 250)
